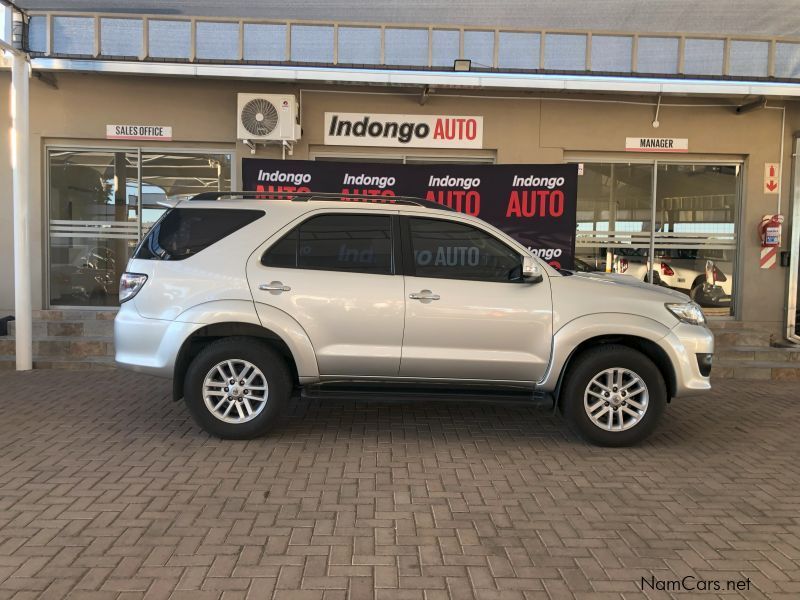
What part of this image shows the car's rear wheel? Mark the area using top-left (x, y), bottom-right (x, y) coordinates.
top-left (561, 345), bottom-right (666, 446)
top-left (184, 337), bottom-right (291, 439)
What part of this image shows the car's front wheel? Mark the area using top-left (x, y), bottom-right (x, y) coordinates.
top-left (561, 345), bottom-right (666, 446)
top-left (184, 337), bottom-right (292, 439)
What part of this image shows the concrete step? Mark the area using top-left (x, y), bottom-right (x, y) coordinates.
top-left (712, 359), bottom-right (800, 381)
top-left (7, 319), bottom-right (114, 337)
top-left (0, 337), bottom-right (114, 358)
top-left (713, 328), bottom-right (776, 348)
top-left (716, 346), bottom-right (800, 363)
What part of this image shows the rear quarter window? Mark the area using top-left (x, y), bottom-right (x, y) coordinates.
top-left (134, 208), bottom-right (263, 260)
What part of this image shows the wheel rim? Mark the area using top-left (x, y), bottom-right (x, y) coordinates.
top-left (583, 367), bottom-right (648, 432)
top-left (202, 359), bottom-right (269, 424)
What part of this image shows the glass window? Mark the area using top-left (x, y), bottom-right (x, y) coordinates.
top-left (636, 37), bottom-right (679, 74)
top-left (196, 21), bottom-right (240, 60)
top-left (101, 18), bottom-right (143, 57)
top-left (776, 42), bottom-right (800, 79)
top-left (683, 38), bottom-right (725, 76)
top-left (497, 32), bottom-right (540, 70)
top-left (262, 214), bottom-right (393, 275)
top-left (544, 34), bottom-right (587, 71)
top-left (148, 20), bottom-right (191, 60)
top-left (408, 218), bottom-right (521, 282)
top-left (574, 163), bottom-right (654, 276)
top-left (728, 40), bottom-right (769, 77)
top-left (339, 26), bottom-right (381, 65)
top-left (28, 15), bottom-right (48, 53)
top-left (139, 152), bottom-right (231, 228)
top-left (655, 164), bottom-right (738, 316)
top-left (48, 150), bottom-right (139, 307)
top-left (590, 35), bottom-right (632, 72)
top-left (135, 208), bottom-right (263, 261)
top-left (573, 161), bottom-right (740, 317)
top-left (243, 23), bottom-right (286, 61)
top-left (464, 30), bottom-right (494, 68)
top-left (48, 149), bottom-right (232, 307)
top-left (290, 25), bottom-right (334, 63)
top-left (385, 28), bottom-right (428, 66)
top-left (431, 29), bottom-right (459, 67)
top-left (52, 16), bottom-right (94, 55)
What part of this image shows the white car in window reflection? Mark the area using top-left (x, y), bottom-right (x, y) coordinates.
top-left (609, 249), bottom-right (732, 308)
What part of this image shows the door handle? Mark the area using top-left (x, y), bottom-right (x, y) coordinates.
top-left (409, 289), bottom-right (440, 301)
top-left (259, 281), bottom-right (291, 294)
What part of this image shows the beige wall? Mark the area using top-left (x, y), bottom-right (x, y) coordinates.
top-left (0, 71), bottom-right (796, 332)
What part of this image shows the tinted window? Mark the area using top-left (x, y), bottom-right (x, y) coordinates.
top-left (408, 218), bottom-right (521, 282)
top-left (262, 214), bottom-right (393, 275)
top-left (134, 208), bottom-right (263, 261)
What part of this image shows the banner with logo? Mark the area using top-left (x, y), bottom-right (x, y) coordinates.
top-left (242, 158), bottom-right (578, 269)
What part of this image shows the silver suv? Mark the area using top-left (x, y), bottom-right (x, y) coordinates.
top-left (115, 191), bottom-right (713, 446)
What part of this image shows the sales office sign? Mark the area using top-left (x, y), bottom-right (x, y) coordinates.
top-left (106, 124), bottom-right (173, 141)
top-left (325, 112), bottom-right (483, 149)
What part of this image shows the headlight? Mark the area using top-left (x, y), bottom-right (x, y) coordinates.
top-left (119, 272), bottom-right (148, 303)
top-left (665, 301), bottom-right (706, 325)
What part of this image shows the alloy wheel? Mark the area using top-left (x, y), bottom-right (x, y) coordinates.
top-left (583, 367), bottom-right (649, 432)
top-left (202, 359), bottom-right (269, 424)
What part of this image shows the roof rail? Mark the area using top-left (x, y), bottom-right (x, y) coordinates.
top-left (189, 190), bottom-right (453, 210)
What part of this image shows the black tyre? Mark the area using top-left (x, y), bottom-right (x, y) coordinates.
top-left (561, 345), bottom-right (666, 447)
top-left (184, 337), bottom-right (292, 439)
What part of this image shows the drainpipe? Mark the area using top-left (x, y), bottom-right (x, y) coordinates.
top-left (3, 6), bottom-right (32, 370)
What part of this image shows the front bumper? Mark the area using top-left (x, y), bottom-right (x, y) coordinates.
top-left (114, 302), bottom-right (200, 378)
top-left (661, 322), bottom-right (715, 397)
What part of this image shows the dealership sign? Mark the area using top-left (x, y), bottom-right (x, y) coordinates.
top-left (243, 158), bottom-right (577, 268)
top-left (106, 125), bottom-right (173, 141)
top-left (324, 113), bottom-right (483, 149)
top-left (625, 137), bottom-right (688, 152)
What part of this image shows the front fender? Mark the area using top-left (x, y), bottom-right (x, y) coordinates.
top-left (538, 313), bottom-right (672, 391)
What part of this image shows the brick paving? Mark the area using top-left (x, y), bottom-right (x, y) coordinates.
top-left (0, 371), bottom-right (799, 600)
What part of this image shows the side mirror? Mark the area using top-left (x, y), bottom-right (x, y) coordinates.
top-left (522, 256), bottom-right (544, 284)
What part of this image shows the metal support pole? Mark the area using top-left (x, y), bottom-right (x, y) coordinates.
top-left (11, 50), bottom-right (32, 370)
top-left (648, 162), bottom-right (658, 284)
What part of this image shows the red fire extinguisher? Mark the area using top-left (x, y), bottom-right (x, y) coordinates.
top-left (759, 214), bottom-right (783, 247)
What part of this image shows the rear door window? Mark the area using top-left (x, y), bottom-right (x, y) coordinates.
top-left (261, 214), bottom-right (393, 275)
top-left (135, 208), bottom-right (263, 260)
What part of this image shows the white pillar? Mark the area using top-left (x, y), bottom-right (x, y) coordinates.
top-left (11, 50), bottom-right (32, 371)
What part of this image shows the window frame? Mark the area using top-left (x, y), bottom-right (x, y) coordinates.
top-left (260, 212), bottom-right (400, 276)
top-left (400, 215), bottom-right (524, 283)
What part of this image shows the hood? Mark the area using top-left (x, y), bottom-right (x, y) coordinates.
top-left (571, 271), bottom-right (690, 302)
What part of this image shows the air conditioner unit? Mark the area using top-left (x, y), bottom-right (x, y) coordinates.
top-left (236, 93), bottom-right (300, 142)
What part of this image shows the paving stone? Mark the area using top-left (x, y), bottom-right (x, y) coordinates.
top-left (0, 372), bottom-right (798, 598)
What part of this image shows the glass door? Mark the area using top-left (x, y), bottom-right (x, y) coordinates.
top-left (574, 158), bottom-right (741, 318)
top-left (655, 163), bottom-right (739, 317)
top-left (48, 149), bottom-right (139, 307)
top-left (47, 148), bottom-right (233, 308)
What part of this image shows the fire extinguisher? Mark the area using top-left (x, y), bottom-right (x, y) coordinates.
top-left (759, 214), bottom-right (784, 247)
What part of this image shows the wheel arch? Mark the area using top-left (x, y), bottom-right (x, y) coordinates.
top-left (553, 334), bottom-right (677, 407)
top-left (172, 322), bottom-right (304, 401)
top-left (542, 314), bottom-right (677, 405)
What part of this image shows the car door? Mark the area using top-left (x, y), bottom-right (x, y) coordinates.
top-left (247, 211), bottom-right (405, 377)
top-left (399, 215), bottom-right (553, 383)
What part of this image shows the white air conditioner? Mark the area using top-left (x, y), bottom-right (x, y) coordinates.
top-left (236, 93), bottom-right (300, 142)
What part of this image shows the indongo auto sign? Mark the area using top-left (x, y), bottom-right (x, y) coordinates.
top-left (324, 113), bottom-right (483, 149)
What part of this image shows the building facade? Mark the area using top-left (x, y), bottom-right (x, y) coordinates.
top-left (2, 5), bottom-right (800, 350)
